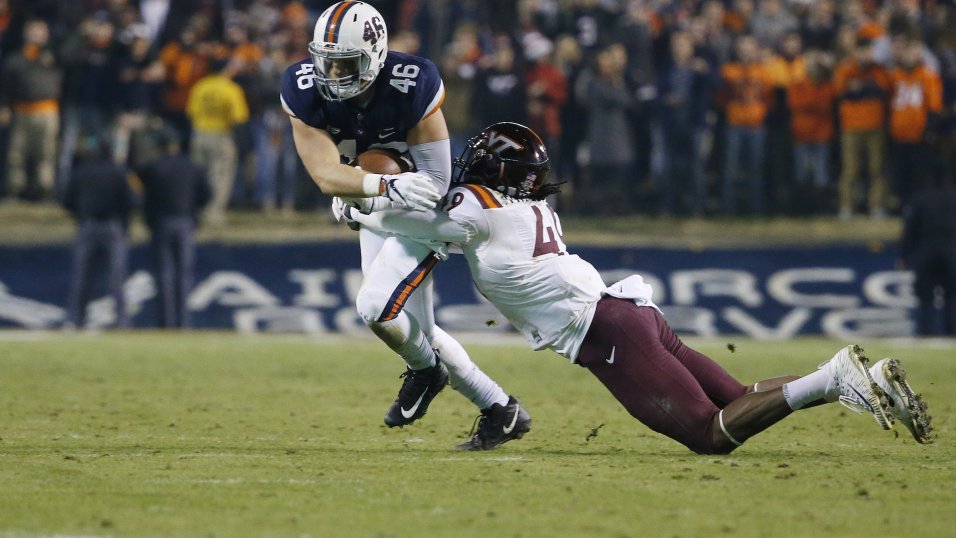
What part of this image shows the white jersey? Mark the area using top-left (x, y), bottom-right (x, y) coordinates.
top-left (353, 183), bottom-right (607, 360)
top-left (446, 184), bottom-right (606, 358)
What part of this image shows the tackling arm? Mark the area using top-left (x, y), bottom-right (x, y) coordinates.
top-left (350, 208), bottom-right (474, 245)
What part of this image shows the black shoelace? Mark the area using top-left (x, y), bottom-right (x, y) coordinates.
top-left (396, 367), bottom-right (433, 399)
top-left (465, 408), bottom-right (497, 440)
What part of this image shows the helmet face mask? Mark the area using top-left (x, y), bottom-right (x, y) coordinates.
top-left (453, 122), bottom-right (555, 200)
top-left (309, 1), bottom-right (387, 102)
top-left (309, 42), bottom-right (375, 101)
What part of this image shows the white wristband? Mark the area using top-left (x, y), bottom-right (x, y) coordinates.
top-left (361, 173), bottom-right (384, 197)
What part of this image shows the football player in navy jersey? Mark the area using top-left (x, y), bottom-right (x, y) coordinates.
top-left (281, 1), bottom-right (528, 437)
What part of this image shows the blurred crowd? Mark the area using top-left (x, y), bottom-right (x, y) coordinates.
top-left (1, 0), bottom-right (956, 220)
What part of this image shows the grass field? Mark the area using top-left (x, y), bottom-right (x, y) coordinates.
top-left (0, 333), bottom-right (952, 537)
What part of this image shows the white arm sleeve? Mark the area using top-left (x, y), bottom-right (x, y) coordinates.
top-left (351, 208), bottom-right (474, 244)
top-left (408, 140), bottom-right (452, 194)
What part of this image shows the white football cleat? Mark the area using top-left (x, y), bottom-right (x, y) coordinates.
top-left (870, 359), bottom-right (933, 444)
top-left (820, 345), bottom-right (893, 430)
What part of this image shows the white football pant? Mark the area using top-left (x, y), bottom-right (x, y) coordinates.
top-left (356, 227), bottom-right (508, 410)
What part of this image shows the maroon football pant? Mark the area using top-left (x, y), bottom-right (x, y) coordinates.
top-left (577, 297), bottom-right (748, 454)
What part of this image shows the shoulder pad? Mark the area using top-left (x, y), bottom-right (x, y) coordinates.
top-left (453, 184), bottom-right (503, 209)
top-left (279, 60), bottom-right (326, 128)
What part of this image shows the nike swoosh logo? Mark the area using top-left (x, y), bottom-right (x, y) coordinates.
top-left (502, 406), bottom-right (520, 434)
top-left (401, 390), bottom-right (428, 418)
top-left (378, 130), bottom-right (396, 139)
top-left (606, 346), bottom-right (616, 365)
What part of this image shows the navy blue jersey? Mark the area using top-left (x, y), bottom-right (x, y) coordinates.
top-left (280, 51), bottom-right (445, 159)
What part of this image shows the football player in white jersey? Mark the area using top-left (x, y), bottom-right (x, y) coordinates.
top-left (346, 122), bottom-right (932, 451)
top-left (283, 1), bottom-right (526, 435)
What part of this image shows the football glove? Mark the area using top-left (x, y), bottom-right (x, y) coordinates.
top-left (380, 172), bottom-right (441, 211)
top-left (331, 197), bottom-right (361, 231)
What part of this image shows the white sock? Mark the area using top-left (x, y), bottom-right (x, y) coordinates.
top-left (367, 313), bottom-right (436, 370)
top-left (397, 331), bottom-right (438, 371)
top-left (431, 327), bottom-right (509, 410)
top-left (782, 368), bottom-right (831, 410)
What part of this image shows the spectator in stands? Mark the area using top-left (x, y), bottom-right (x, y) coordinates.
top-left (719, 34), bottom-right (773, 215)
top-left (901, 174), bottom-right (956, 336)
top-left (138, 131), bottom-right (210, 328)
top-left (0, 1), bottom-right (10, 53)
top-left (222, 21), bottom-right (264, 208)
top-left (471, 35), bottom-right (528, 128)
top-left (439, 23), bottom-right (481, 158)
top-left (58, 13), bottom-right (120, 192)
top-left (524, 33), bottom-right (567, 183)
top-left (3, 0), bottom-right (956, 227)
top-left (801, 0), bottom-right (838, 51)
top-left (139, 0), bottom-right (171, 44)
top-left (834, 36), bottom-right (891, 220)
top-left (724, 0), bottom-right (754, 36)
top-left (581, 42), bottom-right (636, 214)
top-left (251, 33), bottom-right (301, 215)
top-left (564, 0), bottom-right (613, 53)
top-left (614, 1), bottom-right (654, 91)
top-left (938, 31), bottom-right (956, 185)
top-left (112, 23), bottom-right (165, 166)
top-left (62, 137), bottom-right (136, 329)
top-left (186, 56), bottom-right (249, 226)
top-left (554, 35), bottom-right (585, 198)
top-left (616, 2), bottom-right (656, 201)
top-left (389, 29), bottom-right (421, 56)
top-left (844, 2), bottom-right (890, 64)
top-left (766, 32), bottom-right (806, 212)
top-left (159, 25), bottom-right (211, 140)
top-left (768, 33), bottom-right (808, 99)
top-left (751, 0), bottom-right (798, 48)
top-left (697, 1), bottom-right (735, 65)
top-left (656, 31), bottom-right (717, 215)
top-left (889, 36), bottom-right (943, 207)
top-left (0, 19), bottom-right (61, 201)
top-left (787, 51), bottom-right (835, 207)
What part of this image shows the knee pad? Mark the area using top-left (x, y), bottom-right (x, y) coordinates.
top-left (355, 284), bottom-right (390, 323)
top-left (366, 311), bottom-right (418, 351)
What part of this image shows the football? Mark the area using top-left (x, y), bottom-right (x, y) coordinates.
top-left (356, 148), bottom-right (411, 175)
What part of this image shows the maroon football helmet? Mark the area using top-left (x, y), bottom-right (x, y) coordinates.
top-left (453, 122), bottom-right (557, 200)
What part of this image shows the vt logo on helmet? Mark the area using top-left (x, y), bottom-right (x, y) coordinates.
top-left (308, 1), bottom-right (388, 101)
top-left (453, 122), bottom-right (560, 200)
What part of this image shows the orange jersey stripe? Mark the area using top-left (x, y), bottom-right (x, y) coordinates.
top-left (422, 90), bottom-right (446, 120)
top-left (462, 184), bottom-right (502, 209)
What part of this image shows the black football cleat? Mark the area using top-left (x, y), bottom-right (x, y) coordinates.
top-left (454, 396), bottom-right (531, 451)
top-left (384, 359), bottom-right (449, 428)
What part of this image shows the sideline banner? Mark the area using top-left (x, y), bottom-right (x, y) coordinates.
top-left (0, 242), bottom-right (913, 339)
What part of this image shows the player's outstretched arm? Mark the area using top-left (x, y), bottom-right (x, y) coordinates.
top-left (350, 207), bottom-right (473, 245)
top-left (290, 116), bottom-right (440, 209)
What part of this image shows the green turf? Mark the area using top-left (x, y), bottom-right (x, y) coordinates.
top-left (0, 333), bottom-right (952, 537)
